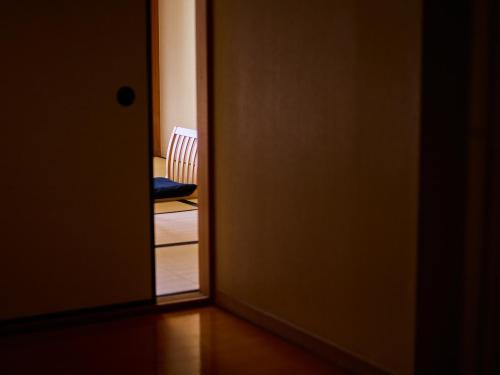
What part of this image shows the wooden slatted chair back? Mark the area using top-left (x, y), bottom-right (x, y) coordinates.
top-left (165, 126), bottom-right (198, 184)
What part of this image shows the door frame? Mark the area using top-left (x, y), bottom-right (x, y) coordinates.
top-left (194, 0), bottom-right (211, 297)
top-left (481, 0), bottom-right (500, 371)
top-left (151, 0), bottom-right (161, 157)
top-left (416, 0), bottom-right (500, 373)
top-left (415, 0), bottom-right (471, 371)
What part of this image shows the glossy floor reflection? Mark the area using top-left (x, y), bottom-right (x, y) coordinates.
top-left (0, 307), bottom-right (349, 375)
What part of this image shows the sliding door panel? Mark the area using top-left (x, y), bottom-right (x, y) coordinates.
top-left (0, 0), bottom-right (153, 319)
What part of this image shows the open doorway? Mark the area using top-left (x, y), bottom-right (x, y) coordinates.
top-left (151, 0), bottom-right (209, 297)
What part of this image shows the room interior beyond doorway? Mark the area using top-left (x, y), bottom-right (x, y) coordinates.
top-left (151, 0), bottom-right (207, 297)
top-left (153, 157), bottom-right (199, 295)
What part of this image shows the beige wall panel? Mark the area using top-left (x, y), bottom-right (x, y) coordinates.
top-left (159, 0), bottom-right (197, 156)
top-left (0, 1), bottom-right (153, 319)
top-left (212, 1), bottom-right (421, 374)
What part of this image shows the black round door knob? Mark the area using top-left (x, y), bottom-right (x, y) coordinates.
top-left (116, 86), bottom-right (135, 106)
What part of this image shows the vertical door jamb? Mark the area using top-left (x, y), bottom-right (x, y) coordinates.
top-left (151, 0), bottom-right (162, 157)
top-left (196, 0), bottom-right (211, 298)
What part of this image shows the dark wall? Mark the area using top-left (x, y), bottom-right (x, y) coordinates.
top-left (211, 1), bottom-right (421, 373)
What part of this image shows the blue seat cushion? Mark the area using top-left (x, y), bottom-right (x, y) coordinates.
top-left (153, 177), bottom-right (197, 199)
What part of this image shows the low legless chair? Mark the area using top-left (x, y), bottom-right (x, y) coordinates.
top-left (153, 126), bottom-right (198, 201)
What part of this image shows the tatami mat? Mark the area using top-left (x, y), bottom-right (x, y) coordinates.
top-left (153, 156), bottom-right (199, 296)
top-left (154, 200), bottom-right (197, 214)
top-left (156, 244), bottom-right (199, 295)
top-left (155, 210), bottom-right (198, 245)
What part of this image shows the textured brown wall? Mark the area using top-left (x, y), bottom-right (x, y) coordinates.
top-left (0, 1), bottom-right (153, 319)
top-left (211, 1), bottom-right (421, 373)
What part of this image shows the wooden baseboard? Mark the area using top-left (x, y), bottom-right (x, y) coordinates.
top-left (215, 291), bottom-right (390, 375)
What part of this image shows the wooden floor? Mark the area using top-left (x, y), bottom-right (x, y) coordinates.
top-left (0, 307), bottom-right (348, 375)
